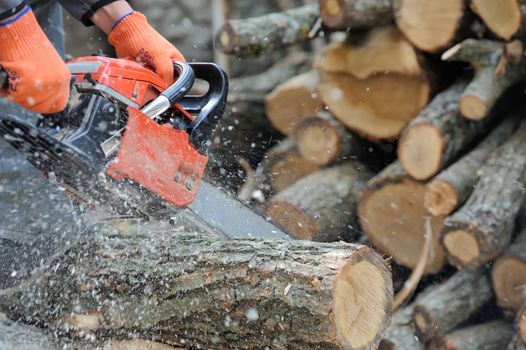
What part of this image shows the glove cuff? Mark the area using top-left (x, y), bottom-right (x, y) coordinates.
top-left (0, 6), bottom-right (54, 62)
top-left (108, 11), bottom-right (151, 50)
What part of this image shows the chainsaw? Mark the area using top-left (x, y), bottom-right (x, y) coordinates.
top-left (0, 55), bottom-right (288, 239)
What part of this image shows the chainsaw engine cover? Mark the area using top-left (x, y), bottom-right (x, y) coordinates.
top-left (107, 107), bottom-right (207, 206)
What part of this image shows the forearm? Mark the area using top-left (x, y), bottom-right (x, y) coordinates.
top-left (90, 0), bottom-right (133, 34)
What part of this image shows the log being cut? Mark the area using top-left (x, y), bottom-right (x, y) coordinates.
top-left (441, 120), bottom-right (526, 269)
top-left (265, 160), bottom-right (373, 242)
top-left (315, 26), bottom-right (431, 141)
top-left (0, 223), bottom-right (393, 350)
top-left (358, 162), bottom-right (446, 274)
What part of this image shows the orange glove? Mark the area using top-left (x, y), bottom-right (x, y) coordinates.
top-left (0, 6), bottom-right (70, 114)
top-left (108, 11), bottom-right (185, 86)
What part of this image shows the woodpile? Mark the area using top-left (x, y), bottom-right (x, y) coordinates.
top-left (210, 0), bottom-right (526, 348)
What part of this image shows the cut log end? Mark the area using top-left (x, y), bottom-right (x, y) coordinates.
top-left (491, 257), bottom-right (526, 310)
top-left (319, 0), bottom-right (345, 28)
top-left (398, 124), bottom-right (445, 180)
top-left (413, 308), bottom-right (435, 340)
top-left (394, 0), bottom-right (466, 52)
top-left (295, 118), bottom-right (341, 165)
top-left (460, 95), bottom-right (489, 120)
top-left (359, 177), bottom-right (445, 274)
top-left (264, 201), bottom-right (316, 240)
top-left (520, 311), bottom-right (526, 343)
top-left (425, 179), bottom-right (459, 217)
top-left (471, 0), bottom-right (523, 40)
top-left (216, 23), bottom-right (236, 53)
top-left (442, 229), bottom-right (481, 267)
top-left (333, 250), bottom-right (393, 349)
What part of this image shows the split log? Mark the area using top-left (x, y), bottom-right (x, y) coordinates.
top-left (398, 80), bottom-right (499, 181)
top-left (393, 0), bottom-right (471, 53)
top-left (292, 111), bottom-right (363, 166)
top-left (471, 0), bottom-right (526, 40)
top-left (491, 228), bottom-right (526, 310)
top-left (237, 138), bottom-right (321, 202)
top-left (318, 0), bottom-right (393, 29)
top-left (441, 121), bottom-right (526, 269)
top-left (316, 26), bottom-right (431, 141)
top-left (265, 70), bottom-right (325, 135)
top-left (0, 225), bottom-right (394, 350)
top-left (442, 39), bottom-right (526, 120)
top-left (425, 115), bottom-right (522, 216)
top-left (412, 268), bottom-right (493, 341)
top-left (378, 306), bottom-right (424, 350)
top-left (429, 320), bottom-right (514, 350)
top-left (265, 161), bottom-right (373, 242)
top-left (215, 4), bottom-right (320, 57)
top-left (358, 162), bottom-right (446, 274)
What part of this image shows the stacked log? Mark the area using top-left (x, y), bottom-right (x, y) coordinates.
top-left (210, 2), bottom-right (526, 348)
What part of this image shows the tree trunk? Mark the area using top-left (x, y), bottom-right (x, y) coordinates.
top-left (470, 0), bottom-right (526, 40)
top-left (393, 0), bottom-right (471, 53)
top-left (442, 39), bottom-right (526, 120)
top-left (0, 225), bottom-right (394, 350)
top-left (215, 4), bottom-right (320, 57)
top-left (265, 161), bottom-right (373, 242)
top-left (441, 121), bottom-right (526, 269)
top-left (378, 306), bottom-right (425, 350)
top-left (425, 114), bottom-right (522, 216)
top-left (491, 228), bottom-right (526, 310)
top-left (412, 268), bottom-right (493, 341)
top-left (429, 320), bottom-right (514, 350)
top-left (357, 162), bottom-right (446, 274)
top-left (237, 138), bottom-right (321, 202)
top-left (265, 70), bottom-right (325, 136)
top-left (318, 0), bottom-right (393, 29)
top-left (315, 26), bottom-right (431, 141)
top-left (398, 80), bottom-right (499, 181)
top-left (292, 111), bottom-right (364, 166)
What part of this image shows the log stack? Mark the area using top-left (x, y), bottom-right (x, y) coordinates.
top-left (210, 0), bottom-right (526, 348)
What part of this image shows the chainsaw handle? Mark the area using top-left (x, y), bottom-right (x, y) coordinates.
top-left (162, 61), bottom-right (195, 105)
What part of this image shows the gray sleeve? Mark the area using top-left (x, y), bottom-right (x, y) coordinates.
top-left (57, 0), bottom-right (120, 26)
top-left (0, 0), bottom-right (24, 20)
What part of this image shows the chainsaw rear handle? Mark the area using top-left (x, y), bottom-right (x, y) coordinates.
top-left (141, 61), bottom-right (195, 119)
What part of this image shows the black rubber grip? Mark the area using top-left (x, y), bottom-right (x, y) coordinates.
top-left (0, 67), bottom-right (7, 90)
top-left (161, 61), bottom-right (195, 105)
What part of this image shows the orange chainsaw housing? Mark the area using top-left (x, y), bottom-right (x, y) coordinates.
top-left (68, 56), bottom-right (208, 206)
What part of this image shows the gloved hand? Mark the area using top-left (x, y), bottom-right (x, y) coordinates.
top-left (0, 6), bottom-right (70, 114)
top-left (108, 11), bottom-right (185, 86)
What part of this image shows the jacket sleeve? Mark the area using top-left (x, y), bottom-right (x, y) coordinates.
top-left (57, 0), bottom-right (120, 26)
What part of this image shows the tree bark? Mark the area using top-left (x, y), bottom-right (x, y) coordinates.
top-left (357, 162), bottom-right (446, 274)
top-left (412, 268), bottom-right (493, 341)
top-left (470, 0), bottom-right (526, 40)
top-left (292, 111), bottom-right (364, 166)
top-left (429, 320), bottom-right (514, 350)
top-left (265, 161), bottom-right (373, 242)
top-left (318, 0), bottom-right (393, 29)
top-left (265, 70), bottom-right (325, 136)
top-left (441, 121), bottom-right (526, 269)
top-left (378, 306), bottom-right (425, 350)
top-left (215, 4), bottom-right (320, 57)
top-left (398, 80), bottom-right (499, 181)
top-left (442, 39), bottom-right (526, 120)
top-left (491, 228), bottom-right (526, 310)
top-left (0, 225), bottom-right (393, 350)
top-left (315, 26), bottom-right (431, 141)
top-left (393, 0), bottom-right (471, 53)
top-left (237, 138), bottom-right (321, 202)
top-left (425, 114), bottom-right (522, 216)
